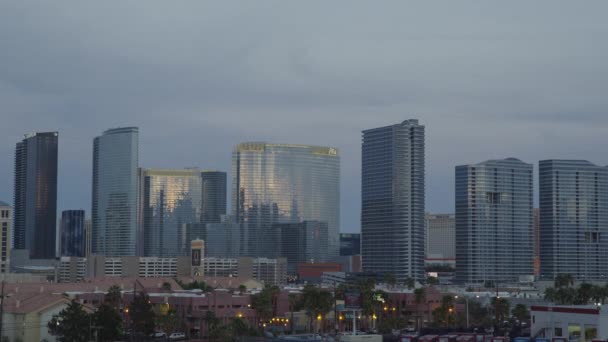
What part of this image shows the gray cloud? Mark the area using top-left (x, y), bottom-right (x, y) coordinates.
top-left (1, 1), bottom-right (608, 232)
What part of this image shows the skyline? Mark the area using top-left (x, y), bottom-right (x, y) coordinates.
top-left (2, 1), bottom-right (608, 233)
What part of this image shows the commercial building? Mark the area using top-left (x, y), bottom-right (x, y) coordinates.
top-left (0, 201), bottom-right (11, 273)
top-left (139, 168), bottom-right (203, 257)
top-left (531, 305), bottom-right (607, 340)
top-left (238, 257), bottom-right (287, 286)
top-left (425, 213), bottom-right (455, 260)
top-left (232, 142), bottom-right (340, 258)
top-left (361, 120), bottom-right (425, 281)
top-left (205, 216), bottom-right (241, 258)
top-left (57, 256), bottom-right (87, 283)
top-left (60, 209), bottom-right (86, 257)
top-left (275, 221), bottom-right (328, 273)
top-left (539, 160), bottom-right (608, 281)
top-left (92, 127), bottom-right (139, 256)
top-left (339, 233), bottom-right (360, 256)
top-left (13, 132), bottom-right (58, 259)
top-left (455, 158), bottom-right (534, 284)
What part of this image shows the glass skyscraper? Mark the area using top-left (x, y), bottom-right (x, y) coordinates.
top-left (92, 127), bottom-right (139, 256)
top-left (201, 171), bottom-right (227, 227)
top-left (275, 220), bottom-right (329, 273)
top-left (455, 158), bottom-right (534, 284)
top-left (60, 209), bottom-right (86, 257)
top-left (13, 132), bottom-right (58, 259)
top-left (139, 168), bottom-right (203, 257)
top-left (361, 120), bottom-right (425, 281)
top-left (232, 142), bottom-right (340, 258)
top-left (539, 160), bottom-right (608, 281)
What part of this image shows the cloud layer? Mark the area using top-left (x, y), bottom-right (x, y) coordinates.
top-left (1, 1), bottom-right (607, 232)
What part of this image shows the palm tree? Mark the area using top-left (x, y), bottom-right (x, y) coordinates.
top-left (413, 288), bottom-right (426, 330)
top-left (555, 274), bottom-right (574, 288)
top-left (288, 293), bottom-right (300, 334)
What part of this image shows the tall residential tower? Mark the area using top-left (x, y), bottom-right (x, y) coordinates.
top-left (361, 120), bottom-right (425, 281)
top-left (91, 127), bottom-right (139, 256)
top-left (539, 160), bottom-right (608, 281)
top-left (455, 158), bottom-right (534, 284)
top-left (13, 132), bottom-right (58, 259)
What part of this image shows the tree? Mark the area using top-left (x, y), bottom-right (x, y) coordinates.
top-left (301, 284), bottom-right (334, 332)
top-left (511, 304), bottom-right (529, 323)
top-left (555, 274), bottom-right (574, 288)
top-left (204, 311), bottom-right (221, 341)
top-left (490, 297), bottom-right (510, 324)
top-left (130, 291), bottom-right (155, 340)
top-left (432, 295), bottom-right (455, 328)
top-left (161, 282), bottom-right (172, 292)
top-left (239, 284), bottom-right (247, 295)
top-left (93, 303), bottom-right (123, 341)
top-left (156, 308), bottom-right (180, 335)
top-left (105, 285), bottom-right (122, 309)
top-left (577, 283), bottom-right (594, 304)
top-left (250, 285), bottom-right (275, 325)
top-left (384, 273), bottom-right (397, 288)
top-left (413, 288), bottom-right (426, 330)
top-left (48, 299), bottom-right (91, 342)
top-left (426, 276), bottom-right (439, 285)
top-left (404, 278), bottom-right (415, 290)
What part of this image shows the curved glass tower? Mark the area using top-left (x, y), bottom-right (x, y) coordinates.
top-left (92, 127), bottom-right (139, 256)
top-left (232, 142), bottom-right (340, 258)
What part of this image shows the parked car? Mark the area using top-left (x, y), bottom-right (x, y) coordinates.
top-left (169, 332), bottom-right (186, 340)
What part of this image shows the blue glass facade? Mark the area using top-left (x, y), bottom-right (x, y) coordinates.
top-left (539, 160), bottom-right (608, 281)
top-left (232, 143), bottom-right (340, 258)
top-left (61, 210), bottom-right (86, 257)
top-left (455, 158), bottom-right (534, 284)
top-left (13, 132), bottom-right (58, 259)
top-left (361, 120), bottom-right (425, 281)
top-left (92, 127), bottom-right (139, 256)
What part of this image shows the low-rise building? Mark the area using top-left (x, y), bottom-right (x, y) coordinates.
top-left (531, 305), bottom-right (608, 340)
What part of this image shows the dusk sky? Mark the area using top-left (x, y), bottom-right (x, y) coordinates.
top-left (1, 1), bottom-right (607, 233)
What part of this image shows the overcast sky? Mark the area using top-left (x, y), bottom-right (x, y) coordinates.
top-left (1, 1), bottom-right (607, 232)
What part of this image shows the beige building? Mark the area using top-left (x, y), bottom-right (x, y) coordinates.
top-left (0, 201), bottom-right (10, 273)
top-left (425, 213), bottom-right (455, 260)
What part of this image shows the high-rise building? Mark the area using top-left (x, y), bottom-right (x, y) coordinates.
top-left (92, 127), bottom-right (139, 256)
top-left (205, 215), bottom-right (241, 258)
top-left (232, 142), bottom-right (340, 258)
top-left (361, 120), bottom-right (425, 281)
top-left (539, 160), bottom-right (608, 281)
top-left (455, 158), bottom-right (534, 284)
top-left (0, 201), bottom-right (11, 273)
top-left (13, 132), bottom-right (58, 259)
top-left (85, 219), bottom-right (91, 257)
top-left (60, 210), bottom-right (86, 257)
top-left (139, 168), bottom-right (203, 257)
top-left (339, 233), bottom-right (361, 256)
top-left (533, 208), bottom-right (540, 276)
top-left (201, 171), bottom-right (227, 226)
top-left (275, 220), bottom-right (329, 273)
top-left (425, 213), bottom-right (455, 260)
